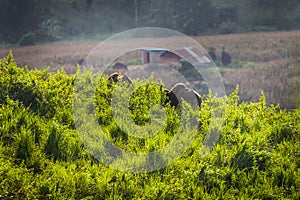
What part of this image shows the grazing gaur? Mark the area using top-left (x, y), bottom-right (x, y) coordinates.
top-left (107, 72), bottom-right (132, 84)
top-left (221, 47), bottom-right (232, 66)
top-left (208, 47), bottom-right (217, 61)
top-left (77, 58), bottom-right (85, 65)
top-left (163, 83), bottom-right (202, 130)
top-left (164, 83), bottom-right (202, 109)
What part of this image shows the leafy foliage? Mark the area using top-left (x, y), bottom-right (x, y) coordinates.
top-left (1, 0), bottom-right (300, 43)
top-left (0, 53), bottom-right (299, 199)
top-left (39, 19), bottom-right (62, 42)
top-left (18, 32), bottom-right (36, 46)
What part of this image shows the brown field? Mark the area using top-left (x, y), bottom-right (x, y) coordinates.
top-left (1, 30), bottom-right (299, 109)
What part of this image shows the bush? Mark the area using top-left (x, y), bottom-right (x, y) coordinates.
top-left (38, 19), bottom-right (62, 42)
top-left (18, 32), bottom-right (36, 46)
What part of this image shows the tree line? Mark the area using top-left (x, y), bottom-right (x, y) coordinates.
top-left (1, 0), bottom-right (300, 45)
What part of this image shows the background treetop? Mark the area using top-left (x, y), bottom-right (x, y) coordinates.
top-left (0, 0), bottom-right (300, 44)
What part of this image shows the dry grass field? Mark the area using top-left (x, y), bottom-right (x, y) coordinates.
top-left (1, 30), bottom-right (299, 109)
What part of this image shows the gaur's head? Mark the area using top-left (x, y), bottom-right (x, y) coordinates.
top-left (107, 72), bottom-right (132, 84)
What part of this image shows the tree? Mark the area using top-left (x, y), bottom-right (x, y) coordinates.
top-left (0, 0), bottom-right (39, 42)
top-left (172, 0), bottom-right (217, 35)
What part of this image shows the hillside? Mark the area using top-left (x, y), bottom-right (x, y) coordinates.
top-left (0, 52), bottom-right (299, 199)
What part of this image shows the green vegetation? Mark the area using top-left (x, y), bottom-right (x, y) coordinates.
top-left (0, 52), bottom-right (299, 199)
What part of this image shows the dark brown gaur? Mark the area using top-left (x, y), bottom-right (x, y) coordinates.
top-left (221, 47), bottom-right (232, 66)
top-left (163, 83), bottom-right (202, 109)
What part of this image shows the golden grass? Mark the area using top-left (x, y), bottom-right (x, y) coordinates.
top-left (223, 58), bottom-right (300, 108)
top-left (195, 30), bottom-right (300, 62)
top-left (0, 41), bottom-right (96, 72)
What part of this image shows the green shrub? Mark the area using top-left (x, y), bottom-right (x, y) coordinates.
top-left (18, 32), bottom-right (36, 46)
top-left (38, 19), bottom-right (62, 42)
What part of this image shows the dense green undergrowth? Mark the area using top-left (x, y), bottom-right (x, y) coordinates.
top-left (0, 52), bottom-right (299, 199)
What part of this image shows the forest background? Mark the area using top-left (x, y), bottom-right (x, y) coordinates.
top-left (1, 0), bottom-right (300, 45)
